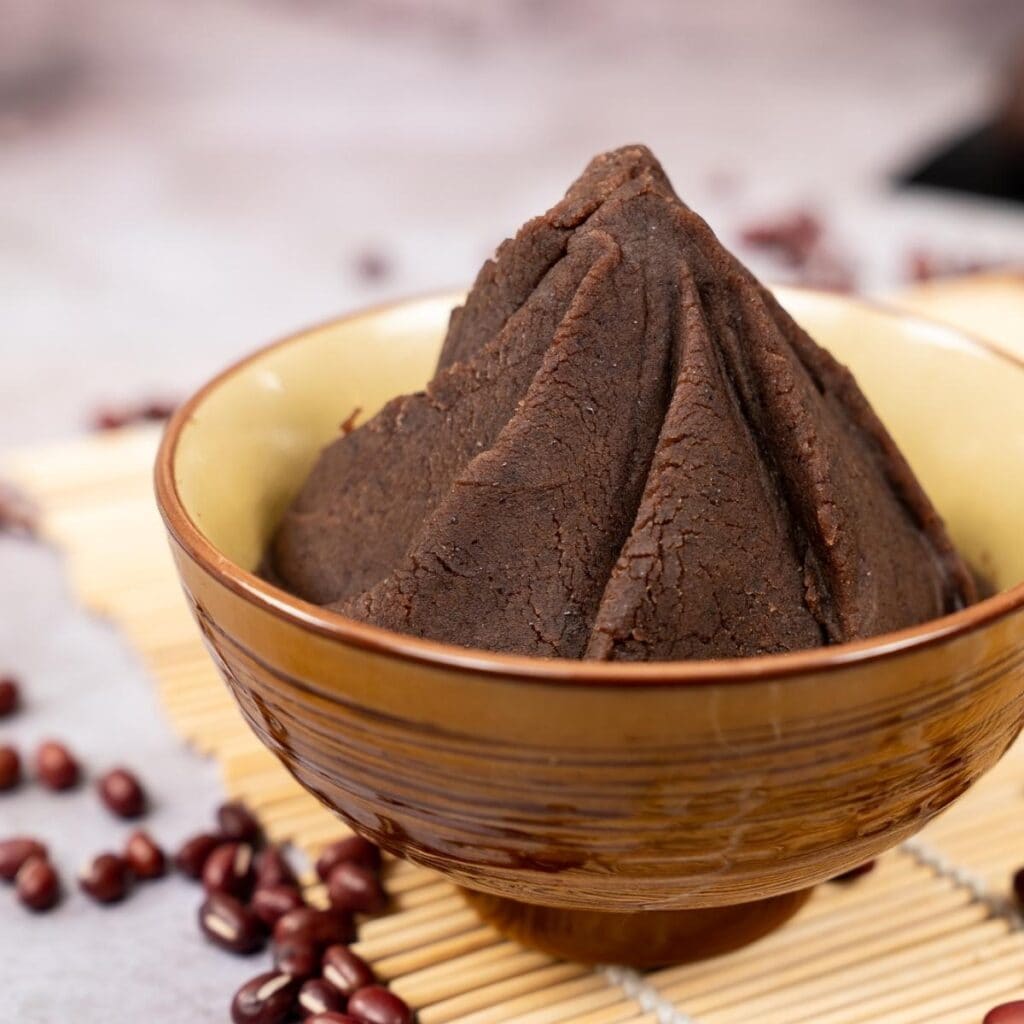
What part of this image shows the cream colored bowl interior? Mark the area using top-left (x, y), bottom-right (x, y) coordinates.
top-left (173, 288), bottom-right (1024, 593)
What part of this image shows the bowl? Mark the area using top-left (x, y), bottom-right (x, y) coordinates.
top-left (155, 288), bottom-right (1024, 966)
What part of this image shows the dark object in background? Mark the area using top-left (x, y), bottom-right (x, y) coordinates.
top-left (175, 832), bottom-right (223, 879)
top-left (218, 800), bottom-right (263, 845)
top-left (124, 830), bottom-right (166, 879)
top-left (0, 837), bottom-right (47, 880)
top-left (90, 398), bottom-right (178, 432)
top-left (901, 42), bottom-right (1024, 203)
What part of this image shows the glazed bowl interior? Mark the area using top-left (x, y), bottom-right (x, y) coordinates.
top-left (174, 287), bottom-right (1024, 600)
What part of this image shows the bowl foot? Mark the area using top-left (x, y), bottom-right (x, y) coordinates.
top-left (460, 887), bottom-right (812, 968)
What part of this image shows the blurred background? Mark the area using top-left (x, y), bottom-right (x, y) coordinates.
top-left (3, 0), bottom-right (1024, 445)
top-left (3, 2), bottom-right (1024, 1018)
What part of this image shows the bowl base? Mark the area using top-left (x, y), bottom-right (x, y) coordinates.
top-left (460, 886), bottom-right (812, 968)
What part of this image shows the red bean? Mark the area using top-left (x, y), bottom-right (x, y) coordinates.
top-left (199, 892), bottom-right (266, 954)
top-left (202, 842), bottom-right (255, 899)
top-left (16, 855), bottom-right (60, 911)
top-left (124, 830), bottom-right (166, 879)
top-left (79, 853), bottom-right (130, 904)
top-left (174, 832), bottom-right (222, 879)
top-left (217, 801), bottom-right (263, 845)
top-left (830, 860), bottom-right (876, 883)
top-left (0, 745), bottom-right (21, 790)
top-left (305, 1015), bottom-right (360, 1024)
top-left (255, 845), bottom-right (298, 889)
top-left (346, 986), bottom-right (412, 1024)
top-left (97, 767), bottom-right (147, 818)
top-left (231, 971), bottom-right (299, 1024)
top-left (985, 1003), bottom-right (1024, 1024)
top-left (273, 906), bottom-right (355, 948)
top-left (0, 837), bottom-right (47, 881)
top-left (251, 884), bottom-right (305, 928)
top-left (0, 676), bottom-right (20, 718)
top-left (316, 836), bottom-right (381, 881)
top-left (272, 936), bottom-right (321, 980)
top-left (327, 862), bottom-right (386, 914)
top-left (297, 978), bottom-right (346, 1017)
top-left (322, 945), bottom-right (375, 997)
top-left (35, 740), bottom-right (80, 791)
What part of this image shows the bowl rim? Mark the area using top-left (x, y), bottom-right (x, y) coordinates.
top-left (155, 286), bottom-right (1024, 687)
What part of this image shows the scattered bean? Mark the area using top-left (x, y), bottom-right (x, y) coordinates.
top-left (0, 744), bottom-right (21, 790)
top-left (273, 906), bottom-right (354, 949)
top-left (305, 1015), bottom-right (360, 1024)
top-left (124, 830), bottom-right (166, 879)
top-left (79, 853), bottom-right (130, 904)
top-left (297, 978), bottom-right (347, 1017)
top-left (199, 892), bottom-right (266, 954)
top-left (202, 842), bottom-right (255, 899)
top-left (0, 676), bottom-right (20, 717)
top-left (272, 936), bottom-right (321, 980)
top-left (830, 860), bottom-right (876, 883)
top-left (251, 884), bottom-right (305, 928)
top-left (316, 836), bottom-right (381, 881)
top-left (255, 845), bottom-right (298, 889)
top-left (35, 740), bottom-right (80, 791)
top-left (327, 862), bottom-right (386, 914)
top-left (98, 767), bottom-right (147, 818)
top-left (346, 985), bottom-right (413, 1024)
top-left (175, 832), bottom-right (222, 879)
top-left (1012, 866), bottom-right (1024, 909)
top-left (16, 855), bottom-right (60, 911)
top-left (985, 1003), bottom-right (1024, 1024)
top-left (322, 945), bottom-right (375, 997)
top-left (0, 837), bottom-right (47, 881)
top-left (230, 971), bottom-right (299, 1024)
top-left (217, 801), bottom-right (263, 845)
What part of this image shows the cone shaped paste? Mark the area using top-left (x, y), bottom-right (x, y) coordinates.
top-left (269, 146), bottom-right (975, 660)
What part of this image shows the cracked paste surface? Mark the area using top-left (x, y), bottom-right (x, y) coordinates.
top-left (269, 146), bottom-right (975, 660)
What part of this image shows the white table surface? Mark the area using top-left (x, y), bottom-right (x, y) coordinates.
top-left (3, 1), bottom-right (1024, 1019)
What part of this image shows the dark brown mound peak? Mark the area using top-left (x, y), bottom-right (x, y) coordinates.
top-left (269, 145), bottom-right (975, 660)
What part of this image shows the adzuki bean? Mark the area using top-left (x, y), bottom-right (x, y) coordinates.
top-left (272, 936), bottom-right (321, 980)
top-left (322, 944), bottom-right (375, 996)
top-left (346, 985), bottom-right (413, 1024)
top-left (251, 884), bottom-right (305, 928)
top-left (217, 801), bottom-right (263, 845)
top-left (202, 842), bottom-right (255, 899)
top-left (305, 1015), bottom-right (360, 1024)
top-left (0, 744), bottom-right (21, 790)
top-left (327, 861), bottom-right (386, 914)
top-left (199, 892), bottom-right (266, 954)
top-left (297, 978), bottom-right (347, 1017)
top-left (175, 832), bottom-right (222, 879)
top-left (124, 830), bottom-right (166, 879)
top-left (985, 1003), bottom-right (1024, 1024)
top-left (35, 740), bottom-right (80, 790)
top-left (316, 836), bottom-right (381, 881)
top-left (0, 675), bottom-right (20, 717)
top-left (79, 853), bottom-right (130, 904)
top-left (255, 845), bottom-right (298, 889)
top-left (230, 971), bottom-right (299, 1024)
top-left (0, 837), bottom-right (47, 880)
top-left (273, 906), bottom-right (354, 948)
top-left (98, 767), bottom-right (147, 818)
top-left (16, 855), bottom-right (60, 911)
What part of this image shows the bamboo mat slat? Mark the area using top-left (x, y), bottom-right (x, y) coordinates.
top-left (4, 275), bottom-right (1024, 1023)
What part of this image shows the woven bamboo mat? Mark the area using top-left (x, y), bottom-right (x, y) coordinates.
top-left (5, 275), bottom-right (1024, 1024)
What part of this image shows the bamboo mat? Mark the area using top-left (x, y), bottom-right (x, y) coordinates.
top-left (5, 275), bottom-right (1024, 1024)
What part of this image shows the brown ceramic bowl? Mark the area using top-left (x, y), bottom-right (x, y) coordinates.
top-left (155, 288), bottom-right (1024, 965)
